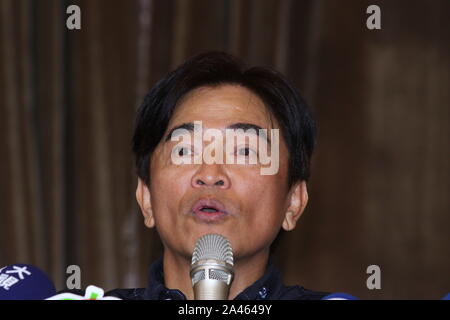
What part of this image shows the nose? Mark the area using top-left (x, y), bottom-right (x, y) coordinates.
top-left (191, 163), bottom-right (231, 189)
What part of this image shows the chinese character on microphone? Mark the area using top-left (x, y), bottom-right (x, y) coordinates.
top-left (0, 274), bottom-right (19, 290)
top-left (6, 266), bottom-right (31, 280)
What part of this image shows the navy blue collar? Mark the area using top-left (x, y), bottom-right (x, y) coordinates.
top-left (143, 257), bottom-right (285, 300)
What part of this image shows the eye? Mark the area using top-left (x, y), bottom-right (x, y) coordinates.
top-left (236, 147), bottom-right (256, 156)
top-left (173, 146), bottom-right (193, 157)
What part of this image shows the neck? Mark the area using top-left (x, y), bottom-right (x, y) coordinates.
top-left (162, 249), bottom-right (270, 300)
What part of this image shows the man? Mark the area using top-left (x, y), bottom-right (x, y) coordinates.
top-left (112, 51), bottom-right (326, 300)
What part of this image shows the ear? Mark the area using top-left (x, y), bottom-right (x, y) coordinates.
top-left (136, 178), bottom-right (155, 228)
top-left (282, 181), bottom-right (308, 231)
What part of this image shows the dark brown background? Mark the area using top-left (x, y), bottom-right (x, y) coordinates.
top-left (0, 0), bottom-right (448, 299)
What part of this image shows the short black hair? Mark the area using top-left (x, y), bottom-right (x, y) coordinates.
top-left (132, 51), bottom-right (316, 188)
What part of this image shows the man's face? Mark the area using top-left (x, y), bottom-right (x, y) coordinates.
top-left (139, 84), bottom-right (304, 261)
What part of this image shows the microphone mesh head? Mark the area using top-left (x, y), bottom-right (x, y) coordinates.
top-left (191, 234), bottom-right (233, 266)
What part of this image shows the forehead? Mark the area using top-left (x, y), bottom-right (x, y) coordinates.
top-left (169, 85), bottom-right (276, 128)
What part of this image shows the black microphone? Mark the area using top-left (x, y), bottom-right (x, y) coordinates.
top-left (0, 264), bottom-right (56, 300)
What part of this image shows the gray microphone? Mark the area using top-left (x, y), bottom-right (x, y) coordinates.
top-left (190, 234), bottom-right (234, 300)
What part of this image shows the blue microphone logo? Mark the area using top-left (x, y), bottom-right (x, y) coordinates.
top-left (0, 264), bottom-right (56, 300)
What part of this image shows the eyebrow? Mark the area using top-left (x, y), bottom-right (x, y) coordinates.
top-left (164, 122), bottom-right (270, 144)
top-left (164, 122), bottom-right (195, 141)
top-left (227, 123), bottom-right (270, 145)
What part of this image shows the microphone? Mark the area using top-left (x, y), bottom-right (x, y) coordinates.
top-left (190, 234), bottom-right (234, 300)
top-left (321, 293), bottom-right (359, 300)
top-left (46, 285), bottom-right (121, 300)
top-left (0, 264), bottom-right (56, 300)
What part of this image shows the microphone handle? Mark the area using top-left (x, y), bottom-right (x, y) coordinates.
top-left (194, 279), bottom-right (229, 300)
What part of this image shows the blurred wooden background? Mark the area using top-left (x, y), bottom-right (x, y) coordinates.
top-left (0, 0), bottom-right (448, 299)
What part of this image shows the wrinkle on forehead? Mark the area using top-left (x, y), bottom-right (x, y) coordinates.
top-left (170, 84), bottom-right (278, 130)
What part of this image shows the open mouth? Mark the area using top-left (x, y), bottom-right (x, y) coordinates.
top-left (199, 207), bottom-right (219, 213)
top-left (191, 198), bottom-right (229, 221)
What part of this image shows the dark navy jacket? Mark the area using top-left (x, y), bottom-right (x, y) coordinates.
top-left (103, 257), bottom-right (328, 300)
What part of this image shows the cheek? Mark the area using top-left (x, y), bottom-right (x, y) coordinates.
top-left (232, 171), bottom-right (288, 227)
top-left (231, 145), bottom-right (289, 211)
top-left (149, 153), bottom-right (191, 221)
top-left (228, 176), bottom-right (287, 257)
